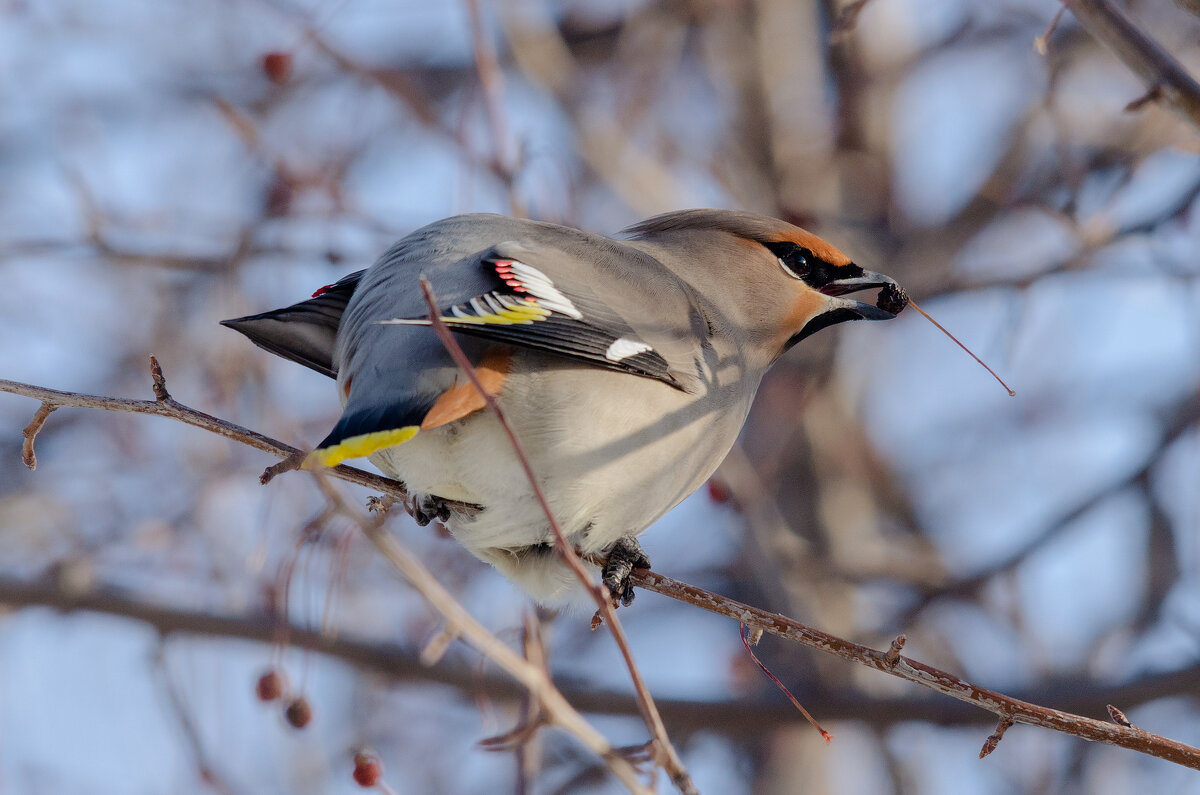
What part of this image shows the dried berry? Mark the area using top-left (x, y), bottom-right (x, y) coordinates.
top-left (877, 282), bottom-right (909, 316)
top-left (262, 52), bottom-right (293, 85)
top-left (352, 752), bottom-right (384, 787)
top-left (285, 696), bottom-right (312, 729)
top-left (255, 669), bottom-right (284, 702)
top-left (706, 478), bottom-right (732, 505)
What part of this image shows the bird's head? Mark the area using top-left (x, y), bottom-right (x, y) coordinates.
top-left (625, 209), bottom-right (903, 363)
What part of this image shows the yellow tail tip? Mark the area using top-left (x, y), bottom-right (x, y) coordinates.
top-left (303, 426), bottom-right (420, 469)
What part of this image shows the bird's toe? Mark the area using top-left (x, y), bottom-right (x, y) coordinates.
top-left (601, 536), bottom-right (651, 607)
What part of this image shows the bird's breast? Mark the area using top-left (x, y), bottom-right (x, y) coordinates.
top-left (371, 350), bottom-right (756, 557)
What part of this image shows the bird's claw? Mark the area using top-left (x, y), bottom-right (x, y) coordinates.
top-left (601, 536), bottom-right (651, 607)
top-left (412, 494), bottom-right (451, 526)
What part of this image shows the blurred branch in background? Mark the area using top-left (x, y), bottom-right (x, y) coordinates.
top-left (1066, 0), bottom-right (1200, 125)
top-left (3, 0), bottom-right (1200, 792)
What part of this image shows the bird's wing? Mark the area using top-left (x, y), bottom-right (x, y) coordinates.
top-left (385, 240), bottom-right (707, 391)
top-left (305, 216), bottom-right (713, 466)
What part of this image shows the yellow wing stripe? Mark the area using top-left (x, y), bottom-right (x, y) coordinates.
top-left (443, 304), bottom-right (550, 325)
top-left (303, 426), bottom-right (420, 469)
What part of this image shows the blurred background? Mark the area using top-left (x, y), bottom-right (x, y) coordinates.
top-left (2, 0), bottom-right (1200, 792)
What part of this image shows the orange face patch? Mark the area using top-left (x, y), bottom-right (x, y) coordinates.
top-left (777, 290), bottom-right (828, 347)
top-left (420, 349), bottom-right (511, 430)
top-left (770, 229), bottom-right (853, 268)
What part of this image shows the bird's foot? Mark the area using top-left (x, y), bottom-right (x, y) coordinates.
top-left (411, 494), bottom-right (452, 527)
top-left (601, 536), bottom-right (651, 607)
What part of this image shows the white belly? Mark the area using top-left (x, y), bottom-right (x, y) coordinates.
top-left (371, 360), bottom-right (755, 601)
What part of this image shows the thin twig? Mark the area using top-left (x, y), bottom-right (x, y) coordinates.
top-left (417, 278), bottom-right (696, 794)
top-left (740, 623), bottom-right (831, 743)
top-left (20, 402), bottom-right (56, 470)
top-left (154, 643), bottom-right (237, 795)
top-left (463, 0), bottom-right (525, 217)
top-left (979, 717), bottom-right (1014, 759)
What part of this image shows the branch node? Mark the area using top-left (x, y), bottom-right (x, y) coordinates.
top-left (261, 450), bottom-right (307, 484)
top-left (979, 717), bottom-right (1014, 759)
top-left (611, 740), bottom-right (656, 774)
top-left (419, 623), bottom-right (460, 666)
top-left (1034, 4), bottom-right (1067, 55)
top-left (479, 712), bottom-right (548, 752)
top-left (1107, 704), bottom-right (1135, 728)
top-left (1125, 83), bottom-right (1164, 112)
top-left (148, 355), bottom-right (170, 402)
top-left (21, 402), bottom-right (57, 470)
top-left (367, 495), bottom-right (397, 514)
top-left (831, 0), bottom-right (873, 43)
top-left (883, 634), bottom-right (907, 667)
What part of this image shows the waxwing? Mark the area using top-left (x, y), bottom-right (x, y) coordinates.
top-left (223, 210), bottom-right (904, 603)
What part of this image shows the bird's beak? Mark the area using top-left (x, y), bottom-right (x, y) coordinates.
top-left (818, 268), bottom-right (901, 321)
top-left (787, 264), bottom-right (906, 348)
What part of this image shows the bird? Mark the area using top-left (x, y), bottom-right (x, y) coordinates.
top-left (222, 210), bottom-right (904, 604)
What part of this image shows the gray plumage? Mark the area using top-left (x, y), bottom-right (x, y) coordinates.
top-left (223, 210), bottom-right (901, 602)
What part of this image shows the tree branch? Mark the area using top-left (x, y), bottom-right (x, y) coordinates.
top-left (4, 364), bottom-right (1200, 771)
top-left (629, 567), bottom-right (1200, 770)
top-left (1065, 0), bottom-right (1200, 128)
top-left (4, 571), bottom-right (1200, 734)
top-left (0, 360), bottom-right (479, 516)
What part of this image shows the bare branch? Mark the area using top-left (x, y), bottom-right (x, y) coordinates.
top-left (5, 368), bottom-right (1200, 771)
top-left (5, 571), bottom-right (1200, 731)
top-left (154, 643), bottom-right (237, 795)
top-left (1065, 0), bottom-right (1200, 128)
top-left (464, 0), bottom-right (526, 217)
top-left (629, 567), bottom-right (1200, 770)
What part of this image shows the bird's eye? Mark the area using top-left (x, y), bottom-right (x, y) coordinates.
top-left (778, 247), bottom-right (812, 280)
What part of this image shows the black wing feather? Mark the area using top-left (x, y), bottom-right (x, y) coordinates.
top-left (221, 270), bottom-right (364, 378)
top-left (448, 316), bottom-right (678, 385)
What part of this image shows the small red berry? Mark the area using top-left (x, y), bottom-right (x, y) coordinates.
top-left (262, 52), bottom-right (293, 84)
top-left (256, 670), bottom-right (284, 702)
top-left (706, 478), bottom-right (732, 504)
top-left (285, 696), bottom-right (312, 729)
top-left (352, 751), bottom-right (383, 787)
